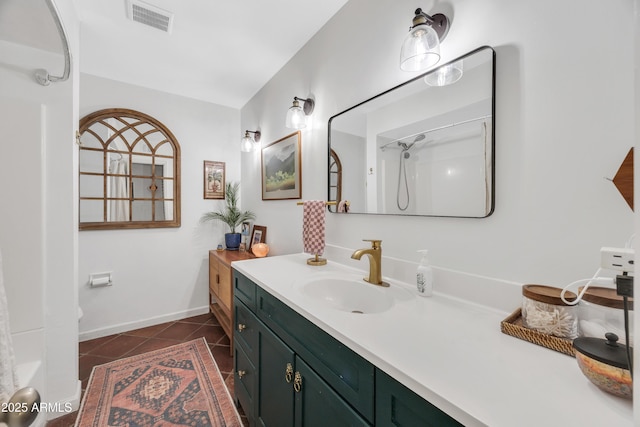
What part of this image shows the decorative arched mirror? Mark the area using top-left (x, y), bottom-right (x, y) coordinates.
top-left (78, 108), bottom-right (181, 230)
top-left (328, 149), bottom-right (342, 207)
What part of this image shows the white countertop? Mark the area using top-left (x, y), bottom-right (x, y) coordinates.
top-left (233, 253), bottom-right (633, 426)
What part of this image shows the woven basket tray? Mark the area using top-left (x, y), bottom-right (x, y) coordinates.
top-left (500, 308), bottom-right (575, 357)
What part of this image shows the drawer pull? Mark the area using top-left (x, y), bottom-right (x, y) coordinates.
top-left (285, 363), bottom-right (293, 383)
top-left (237, 370), bottom-right (246, 378)
top-left (237, 323), bottom-right (246, 332)
top-left (293, 372), bottom-right (302, 392)
top-left (216, 273), bottom-right (220, 284)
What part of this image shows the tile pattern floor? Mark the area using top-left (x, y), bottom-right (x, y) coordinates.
top-left (46, 312), bottom-right (248, 427)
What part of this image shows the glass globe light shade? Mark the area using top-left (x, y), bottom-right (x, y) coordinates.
top-left (424, 60), bottom-right (463, 86)
top-left (400, 23), bottom-right (441, 71)
top-left (285, 102), bottom-right (307, 129)
top-left (240, 135), bottom-right (255, 152)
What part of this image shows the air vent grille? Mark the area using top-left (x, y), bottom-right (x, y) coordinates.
top-left (127, 0), bottom-right (174, 33)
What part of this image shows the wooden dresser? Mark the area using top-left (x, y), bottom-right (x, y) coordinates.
top-left (209, 250), bottom-right (254, 353)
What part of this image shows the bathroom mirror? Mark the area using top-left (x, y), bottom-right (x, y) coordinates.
top-left (328, 46), bottom-right (495, 217)
top-left (78, 108), bottom-right (181, 230)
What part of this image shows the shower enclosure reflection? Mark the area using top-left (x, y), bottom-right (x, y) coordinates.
top-left (328, 46), bottom-right (495, 217)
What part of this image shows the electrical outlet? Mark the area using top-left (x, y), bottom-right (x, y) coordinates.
top-left (601, 247), bottom-right (635, 273)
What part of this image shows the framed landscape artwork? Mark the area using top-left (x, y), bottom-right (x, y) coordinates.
top-left (204, 161), bottom-right (225, 199)
top-left (261, 131), bottom-right (301, 200)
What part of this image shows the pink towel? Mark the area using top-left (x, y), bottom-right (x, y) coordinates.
top-left (303, 200), bottom-right (325, 256)
top-left (337, 200), bottom-right (349, 213)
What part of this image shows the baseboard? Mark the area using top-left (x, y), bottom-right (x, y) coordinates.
top-left (78, 306), bottom-right (210, 342)
top-left (43, 379), bottom-right (82, 422)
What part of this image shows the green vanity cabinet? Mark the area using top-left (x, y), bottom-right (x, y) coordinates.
top-left (234, 343), bottom-right (256, 426)
top-left (233, 271), bottom-right (372, 426)
top-left (232, 270), bottom-right (463, 427)
top-left (294, 356), bottom-right (370, 427)
top-left (234, 289), bottom-right (263, 426)
top-left (256, 321), bottom-right (295, 426)
top-left (256, 321), bottom-right (369, 427)
top-left (255, 286), bottom-right (375, 422)
top-left (376, 369), bottom-right (463, 427)
top-left (234, 270), bottom-right (257, 310)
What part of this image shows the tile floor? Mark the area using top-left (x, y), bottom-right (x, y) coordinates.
top-left (46, 312), bottom-right (248, 427)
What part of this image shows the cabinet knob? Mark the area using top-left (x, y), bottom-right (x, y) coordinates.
top-left (293, 371), bottom-right (302, 393)
top-left (237, 370), bottom-right (246, 378)
top-left (237, 323), bottom-right (246, 332)
top-left (285, 363), bottom-right (293, 383)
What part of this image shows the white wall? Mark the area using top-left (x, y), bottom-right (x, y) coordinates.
top-left (241, 0), bottom-right (634, 288)
top-left (0, 0), bottom-right (80, 414)
top-left (78, 74), bottom-right (240, 339)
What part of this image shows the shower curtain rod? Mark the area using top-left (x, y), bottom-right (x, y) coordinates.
top-left (379, 114), bottom-right (491, 150)
top-left (34, 0), bottom-right (72, 86)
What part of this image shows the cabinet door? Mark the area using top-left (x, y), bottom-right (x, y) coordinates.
top-left (235, 299), bottom-right (259, 361)
top-left (294, 357), bottom-right (370, 427)
top-left (376, 369), bottom-right (463, 427)
top-left (234, 343), bottom-right (256, 427)
top-left (218, 262), bottom-right (232, 312)
top-left (257, 321), bottom-right (295, 427)
top-left (209, 253), bottom-right (220, 296)
top-left (256, 287), bottom-right (374, 422)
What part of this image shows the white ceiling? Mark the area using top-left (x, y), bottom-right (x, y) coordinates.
top-left (0, 0), bottom-right (349, 108)
top-left (0, 0), bottom-right (61, 52)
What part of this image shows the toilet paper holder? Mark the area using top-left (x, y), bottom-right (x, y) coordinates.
top-left (89, 272), bottom-right (112, 287)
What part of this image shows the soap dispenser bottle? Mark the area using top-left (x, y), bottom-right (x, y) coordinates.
top-left (416, 250), bottom-right (433, 297)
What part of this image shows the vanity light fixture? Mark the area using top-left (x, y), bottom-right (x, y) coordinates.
top-left (241, 130), bottom-right (261, 152)
top-left (400, 8), bottom-right (451, 72)
top-left (424, 59), bottom-right (463, 86)
top-left (285, 96), bottom-right (315, 129)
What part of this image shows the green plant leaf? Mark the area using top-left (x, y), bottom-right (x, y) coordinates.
top-left (200, 181), bottom-right (256, 233)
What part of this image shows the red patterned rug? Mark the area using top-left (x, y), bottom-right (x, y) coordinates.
top-left (75, 338), bottom-right (241, 426)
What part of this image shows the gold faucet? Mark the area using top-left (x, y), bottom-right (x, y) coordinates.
top-left (351, 239), bottom-right (389, 287)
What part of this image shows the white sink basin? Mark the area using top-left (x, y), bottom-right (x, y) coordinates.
top-left (295, 274), bottom-right (409, 314)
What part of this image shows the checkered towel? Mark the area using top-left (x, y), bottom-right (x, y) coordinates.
top-left (303, 200), bottom-right (325, 256)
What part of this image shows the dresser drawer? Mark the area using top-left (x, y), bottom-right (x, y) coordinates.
top-left (233, 270), bottom-right (256, 310)
top-left (376, 369), bottom-right (463, 427)
top-left (234, 343), bottom-right (256, 426)
top-left (234, 298), bottom-right (259, 362)
top-left (256, 287), bottom-right (374, 423)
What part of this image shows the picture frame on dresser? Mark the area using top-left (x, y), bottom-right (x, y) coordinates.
top-left (250, 225), bottom-right (266, 249)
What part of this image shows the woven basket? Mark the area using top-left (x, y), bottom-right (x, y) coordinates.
top-left (501, 308), bottom-right (575, 357)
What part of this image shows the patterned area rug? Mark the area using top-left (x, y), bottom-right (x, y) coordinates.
top-left (75, 338), bottom-right (241, 427)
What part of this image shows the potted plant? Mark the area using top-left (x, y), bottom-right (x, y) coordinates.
top-left (201, 181), bottom-right (255, 250)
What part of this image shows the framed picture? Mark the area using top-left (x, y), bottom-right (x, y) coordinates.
top-left (250, 225), bottom-right (267, 249)
top-left (261, 131), bottom-right (301, 200)
top-left (204, 161), bottom-right (225, 199)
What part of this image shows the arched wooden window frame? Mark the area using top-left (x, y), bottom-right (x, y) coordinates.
top-left (78, 108), bottom-right (181, 230)
top-left (328, 148), bottom-right (342, 212)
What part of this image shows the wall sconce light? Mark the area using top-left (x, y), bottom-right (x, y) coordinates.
top-left (424, 59), bottom-right (463, 86)
top-left (241, 130), bottom-right (261, 152)
top-left (400, 8), bottom-right (451, 72)
top-left (285, 96), bottom-right (315, 129)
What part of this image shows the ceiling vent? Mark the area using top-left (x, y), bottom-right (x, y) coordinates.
top-left (126, 0), bottom-right (174, 34)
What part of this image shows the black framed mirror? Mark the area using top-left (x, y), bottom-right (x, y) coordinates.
top-left (328, 46), bottom-right (495, 217)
